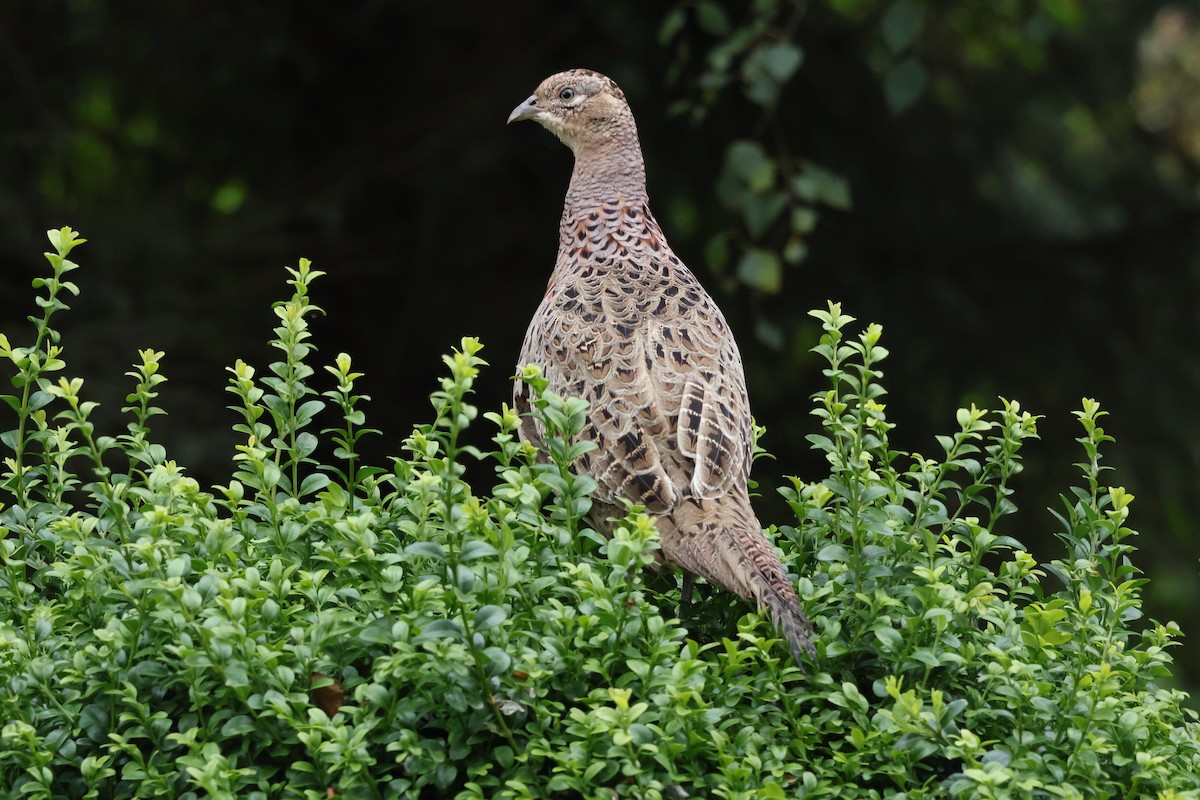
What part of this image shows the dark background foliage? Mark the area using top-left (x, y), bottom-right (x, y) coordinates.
top-left (3, 1), bottom-right (1199, 693)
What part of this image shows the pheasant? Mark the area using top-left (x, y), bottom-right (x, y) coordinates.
top-left (508, 68), bottom-right (815, 665)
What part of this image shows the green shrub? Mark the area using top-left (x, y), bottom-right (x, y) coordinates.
top-left (1, 228), bottom-right (1198, 799)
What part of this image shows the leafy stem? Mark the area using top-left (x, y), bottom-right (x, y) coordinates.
top-left (0, 227), bottom-right (84, 509)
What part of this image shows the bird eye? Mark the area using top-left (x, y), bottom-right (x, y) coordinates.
top-left (559, 88), bottom-right (576, 101)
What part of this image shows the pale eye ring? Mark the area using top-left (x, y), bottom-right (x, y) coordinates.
top-left (559, 87), bottom-right (576, 101)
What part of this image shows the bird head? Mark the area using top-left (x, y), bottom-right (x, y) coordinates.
top-left (507, 69), bottom-right (634, 155)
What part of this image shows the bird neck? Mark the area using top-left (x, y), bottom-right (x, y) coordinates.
top-left (564, 136), bottom-right (649, 215)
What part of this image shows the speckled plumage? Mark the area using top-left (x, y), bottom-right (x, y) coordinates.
top-left (509, 69), bottom-right (815, 664)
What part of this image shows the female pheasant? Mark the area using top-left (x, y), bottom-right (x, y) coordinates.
top-left (508, 69), bottom-right (815, 664)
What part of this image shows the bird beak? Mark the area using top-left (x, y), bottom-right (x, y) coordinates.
top-left (507, 95), bottom-right (541, 125)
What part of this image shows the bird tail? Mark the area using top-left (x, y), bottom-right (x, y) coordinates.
top-left (664, 501), bottom-right (816, 665)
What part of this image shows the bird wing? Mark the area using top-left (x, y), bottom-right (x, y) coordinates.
top-left (516, 286), bottom-right (680, 514)
top-left (516, 260), bottom-right (752, 511)
top-left (648, 298), bottom-right (753, 501)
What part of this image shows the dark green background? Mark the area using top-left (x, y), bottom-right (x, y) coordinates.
top-left (3, 2), bottom-right (1198, 694)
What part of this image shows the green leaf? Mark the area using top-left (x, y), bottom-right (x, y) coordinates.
top-left (294, 431), bottom-right (319, 459)
top-left (791, 207), bottom-right (818, 234)
top-left (473, 605), bottom-right (506, 633)
top-left (742, 190), bottom-right (788, 238)
top-left (485, 646), bottom-right (512, 674)
top-left (295, 399), bottom-right (326, 426)
top-left (816, 543), bottom-right (850, 561)
top-left (761, 42), bottom-right (805, 81)
top-left (260, 460), bottom-right (282, 488)
top-left (792, 164), bottom-right (853, 210)
top-left (755, 318), bottom-right (785, 350)
top-left (405, 541), bottom-right (446, 561)
top-left (782, 238), bottom-right (809, 265)
top-left (211, 181), bottom-right (246, 214)
top-left (460, 540), bottom-right (498, 562)
top-left (1042, 0), bottom-right (1083, 26)
top-left (220, 715), bottom-right (257, 736)
top-left (704, 234), bottom-right (730, 271)
top-left (298, 472), bottom-right (330, 496)
top-left (873, 626), bottom-right (903, 651)
top-left (736, 249), bottom-right (782, 293)
top-left (883, 57), bottom-right (928, 114)
top-left (659, 7), bottom-right (686, 45)
top-left (726, 141), bottom-right (776, 191)
top-left (28, 390), bottom-right (54, 412)
top-left (415, 619), bottom-right (462, 642)
top-left (757, 782), bottom-right (787, 800)
top-left (695, 1), bottom-right (731, 36)
top-left (881, 0), bottom-right (924, 55)
top-left (742, 42), bottom-right (804, 106)
top-left (456, 563), bottom-right (475, 593)
top-left (1021, 605), bottom-right (1074, 647)
top-left (912, 648), bottom-right (942, 667)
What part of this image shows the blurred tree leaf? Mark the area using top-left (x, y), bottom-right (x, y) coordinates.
top-left (1042, 0), bottom-right (1084, 27)
top-left (743, 190), bottom-right (788, 238)
top-left (696, 1), bottom-right (732, 37)
top-left (791, 207), bottom-right (818, 234)
top-left (742, 41), bottom-right (805, 106)
top-left (704, 233), bottom-right (731, 272)
top-left (211, 181), bottom-right (247, 215)
top-left (754, 317), bottom-right (785, 349)
top-left (736, 248), bottom-right (782, 293)
top-left (881, 0), bottom-right (925, 55)
top-left (791, 164), bottom-right (852, 210)
top-left (660, 7), bottom-right (686, 45)
top-left (828, 0), bottom-right (875, 20)
top-left (883, 56), bottom-right (928, 114)
top-left (782, 237), bottom-right (808, 265)
top-left (726, 140), bottom-right (777, 192)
